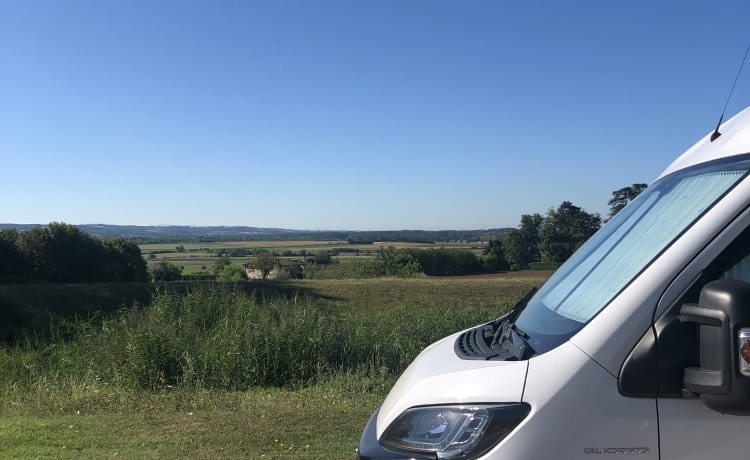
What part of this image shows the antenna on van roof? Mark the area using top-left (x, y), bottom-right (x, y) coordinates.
top-left (711, 44), bottom-right (750, 142)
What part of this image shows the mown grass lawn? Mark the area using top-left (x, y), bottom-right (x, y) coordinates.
top-left (0, 384), bottom-right (384, 459)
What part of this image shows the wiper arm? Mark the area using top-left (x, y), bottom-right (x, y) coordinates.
top-left (490, 288), bottom-right (538, 360)
top-left (491, 287), bottom-right (537, 345)
top-left (510, 323), bottom-right (530, 341)
top-left (507, 287), bottom-right (538, 323)
top-left (454, 287), bottom-right (538, 361)
top-left (489, 321), bottom-right (535, 360)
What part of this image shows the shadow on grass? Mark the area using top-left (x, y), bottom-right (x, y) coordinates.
top-left (0, 280), bottom-right (341, 343)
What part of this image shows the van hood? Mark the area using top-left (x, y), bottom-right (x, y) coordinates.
top-left (376, 331), bottom-right (529, 438)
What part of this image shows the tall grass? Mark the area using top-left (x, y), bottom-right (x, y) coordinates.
top-left (0, 286), bottom-right (501, 395)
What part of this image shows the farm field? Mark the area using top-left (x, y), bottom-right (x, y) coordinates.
top-left (140, 239), bottom-right (488, 274)
top-left (0, 274), bottom-right (548, 459)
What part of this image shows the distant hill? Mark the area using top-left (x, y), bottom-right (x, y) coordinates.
top-left (0, 223), bottom-right (513, 244)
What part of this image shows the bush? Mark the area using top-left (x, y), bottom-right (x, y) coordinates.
top-left (304, 259), bottom-right (382, 279)
top-left (405, 248), bottom-right (482, 276)
top-left (216, 264), bottom-right (247, 282)
top-left (152, 261), bottom-right (182, 281)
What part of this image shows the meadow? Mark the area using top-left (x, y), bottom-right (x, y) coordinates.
top-left (0, 274), bottom-right (547, 458)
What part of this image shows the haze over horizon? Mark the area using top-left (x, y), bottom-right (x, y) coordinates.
top-left (3, 1), bottom-right (750, 230)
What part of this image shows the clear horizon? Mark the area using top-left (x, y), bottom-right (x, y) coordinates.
top-left (0, 222), bottom-right (513, 232)
top-left (3, 1), bottom-right (750, 230)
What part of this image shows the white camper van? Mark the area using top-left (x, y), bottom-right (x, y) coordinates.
top-left (356, 106), bottom-right (750, 459)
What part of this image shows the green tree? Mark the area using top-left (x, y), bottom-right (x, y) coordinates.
top-left (502, 213), bottom-right (544, 270)
top-left (405, 247), bottom-right (482, 276)
top-left (103, 238), bottom-right (150, 282)
top-left (482, 238), bottom-right (509, 272)
top-left (313, 250), bottom-right (332, 265)
top-left (18, 222), bottom-right (109, 282)
top-left (216, 263), bottom-right (247, 282)
top-left (0, 229), bottom-right (27, 282)
top-left (608, 183), bottom-right (647, 218)
top-left (539, 201), bottom-right (601, 264)
top-left (376, 247), bottom-right (422, 277)
top-left (212, 256), bottom-right (231, 276)
top-left (11, 223), bottom-right (149, 283)
top-left (152, 261), bottom-right (182, 282)
top-left (252, 251), bottom-right (277, 280)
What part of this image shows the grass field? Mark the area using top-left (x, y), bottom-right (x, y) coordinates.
top-left (0, 384), bottom-right (383, 459)
top-left (0, 274), bottom-right (549, 458)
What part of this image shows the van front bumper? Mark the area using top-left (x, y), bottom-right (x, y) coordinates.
top-left (355, 406), bottom-right (432, 460)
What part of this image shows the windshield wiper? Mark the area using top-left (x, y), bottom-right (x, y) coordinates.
top-left (486, 288), bottom-right (538, 360)
top-left (510, 323), bottom-right (530, 341)
top-left (491, 287), bottom-right (537, 345)
top-left (454, 288), bottom-right (538, 361)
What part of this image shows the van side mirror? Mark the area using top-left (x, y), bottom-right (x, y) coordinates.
top-left (680, 279), bottom-right (750, 415)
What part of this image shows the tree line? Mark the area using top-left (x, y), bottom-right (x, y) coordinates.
top-left (484, 183), bottom-right (648, 271)
top-left (370, 184), bottom-right (648, 276)
top-left (0, 223), bottom-right (148, 283)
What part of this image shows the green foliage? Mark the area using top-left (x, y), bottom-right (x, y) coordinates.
top-left (502, 213), bottom-right (543, 270)
top-left (311, 250), bottom-right (332, 265)
top-left (13, 223), bottom-right (149, 283)
top-left (252, 251), bottom-right (277, 280)
top-left (304, 259), bottom-right (383, 279)
top-left (180, 272), bottom-right (217, 281)
top-left (405, 247), bottom-right (483, 276)
top-left (212, 256), bottom-right (231, 276)
top-left (608, 183), bottom-right (647, 218)
top-left (539, 201), bottom-right (601, 264)
top-left (0, 286), bottom-right (506, 391)
top-left (19, 223), bottom-right (106, 282)
top-left (0, 229), bottom-right (26, 283)
top-left (500, 202), bottom-right (600, 269)
top-left (151, 261), bottom-right (182, 282)
top-left (482, 238), bottom-right (509, 271)
top-left (103, 238), bottom-right (150, 282)
top-left (306, 248), bottom-right (484, 279)
top-left (216, 264), bottom-right (247, 282)
top-left (376, 247), bottom-right (422, 277)
top-left (1, 223), bottom-right (148, 283)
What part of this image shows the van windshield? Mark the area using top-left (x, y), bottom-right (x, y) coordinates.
top-left (514, 157), bottom-right (750, 354)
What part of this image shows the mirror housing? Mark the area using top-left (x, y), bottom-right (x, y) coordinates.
top-left (680, 279), bottom-right (750, 415)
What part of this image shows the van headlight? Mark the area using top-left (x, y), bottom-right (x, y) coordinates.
top-left (381, 403), bottom-right (530, 459)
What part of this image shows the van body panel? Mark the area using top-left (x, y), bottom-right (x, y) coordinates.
top-left (487, 342), bottom-right (658, 459)
top-left (658, 399), bottom-right (750, 459)
top-left (659, 106), bottom-right (750, 179)
top-left (375, 332), bottom-right (528, 438)
top-left (568, 264), bottom-right (663, 377)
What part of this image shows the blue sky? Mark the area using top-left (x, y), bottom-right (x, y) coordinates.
top-left (2, 0), bottom-right (750, 230)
